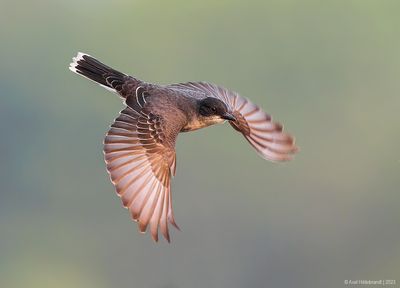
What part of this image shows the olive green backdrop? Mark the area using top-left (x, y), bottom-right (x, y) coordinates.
top-left (1, 1), bottom-right (399, 287)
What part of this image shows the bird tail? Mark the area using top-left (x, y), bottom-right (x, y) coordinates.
top-left (69, 52), bottom-right (129, 95)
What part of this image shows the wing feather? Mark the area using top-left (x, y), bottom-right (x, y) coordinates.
top-left (169, 81), bottom-right (297, 161)
top-left (104, 90), bottom-right (185, 242)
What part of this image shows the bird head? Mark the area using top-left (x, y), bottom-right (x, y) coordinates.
top-left (198, 97), bottom-right (236, 121)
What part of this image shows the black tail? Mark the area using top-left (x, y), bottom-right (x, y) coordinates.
top-left (69, 52), bottom-right (139, 97)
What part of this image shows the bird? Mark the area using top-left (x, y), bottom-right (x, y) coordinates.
top-left (69, 52), bottom-right (298, 242)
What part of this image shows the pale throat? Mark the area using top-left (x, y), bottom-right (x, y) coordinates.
top-left (181, 115), bottom-right (225, 132)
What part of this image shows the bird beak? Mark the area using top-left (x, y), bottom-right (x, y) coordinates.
top-left (221, 112), bottom-right (236, 121)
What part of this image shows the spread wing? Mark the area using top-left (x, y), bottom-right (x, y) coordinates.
top-left (103, 89), bottom-right (184, 242)
top-left (170, 82), bottom-right (297, 161)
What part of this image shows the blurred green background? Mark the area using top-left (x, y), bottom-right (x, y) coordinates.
top-left (1, 0), bottom-right (399, 287)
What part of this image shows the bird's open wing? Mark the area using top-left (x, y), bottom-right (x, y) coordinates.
top-left (170, 82), bottom-right (297, 161)
top-left (103, 90), bottom-right (183, 242)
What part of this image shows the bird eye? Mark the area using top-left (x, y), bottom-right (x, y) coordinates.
top-left (211, 107), bottom-right (217, 112)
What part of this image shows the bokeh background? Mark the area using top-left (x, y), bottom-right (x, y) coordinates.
top-left (1, 1), bottom-right (399, 287)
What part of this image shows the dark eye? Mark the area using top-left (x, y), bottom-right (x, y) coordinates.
top-left (211, 107), bottom-right (217, 112)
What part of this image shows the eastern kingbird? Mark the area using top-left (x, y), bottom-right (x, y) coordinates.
top-left (69, 52), bottom-right (297, 242)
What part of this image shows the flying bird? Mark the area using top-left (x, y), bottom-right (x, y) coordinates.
top-left (69, 52), bottom-right (297, 242)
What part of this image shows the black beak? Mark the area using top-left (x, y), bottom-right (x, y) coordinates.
top-left (221, 112), bottom-right (236, 121)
